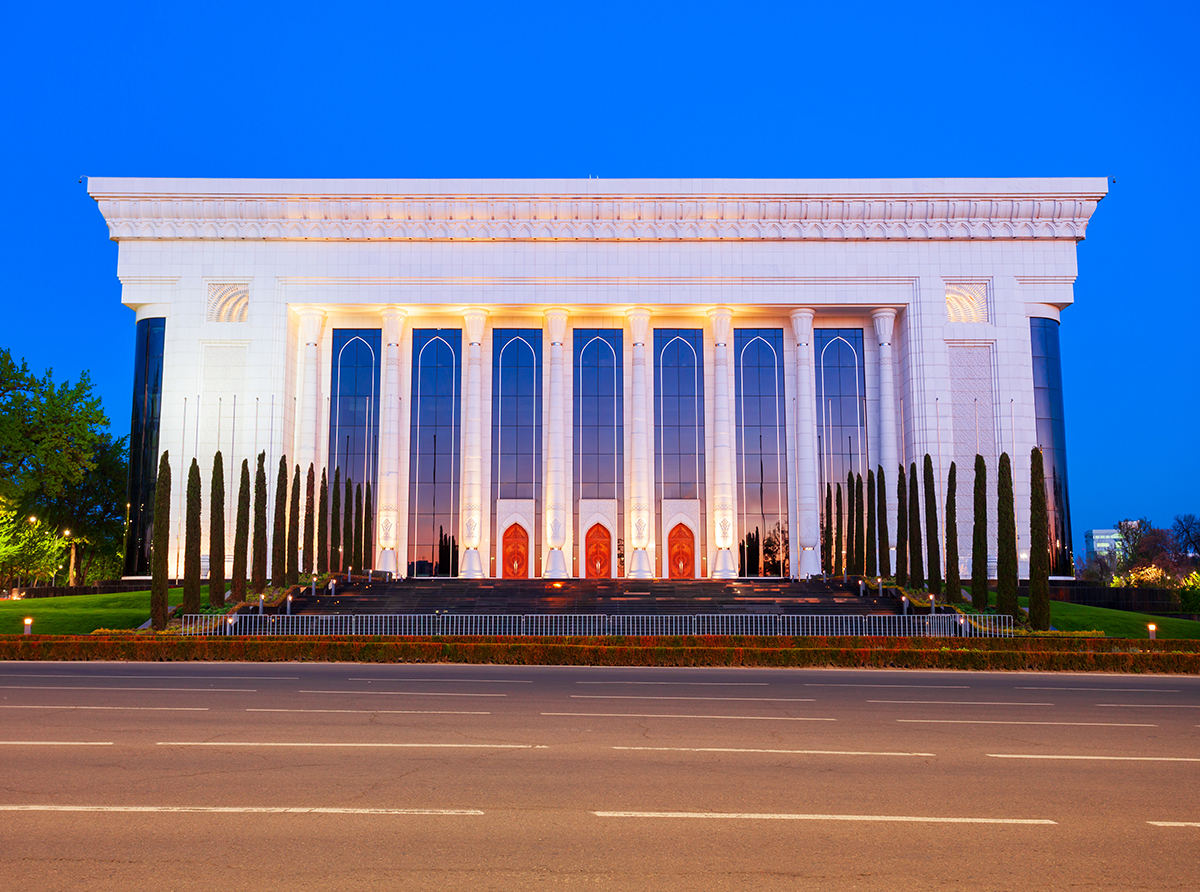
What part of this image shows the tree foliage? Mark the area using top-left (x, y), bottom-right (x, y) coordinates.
top-left (972, 455), bottom-right (989, 611)
top-left (232, 459), bottom-right (249, 603)
top-left (895, 464), bottom-right (908, 587)
top-left (331, 467), bottom-right (341, 573)
top-left (317, 468), bottom-right (329, 575)
top-left (854, 473), bottom-right (865, 577)
top-left (823, 483), bottom-right (832, 576)
top-left (923, 454), bottom-right (941, 596)
top-left (209, 452), bottom-right (225, 608)
top-left (183, 458), bottom-right (201, 614)
top-left (876, 465), bottom-right (891, 578)
top-left (945, 461), bottom-right (961, 603)
top-left (0, 512), bottom-right (67, 587)
top-left (272, 456), bottom-right (287, 588)
top-left (287, 464), bottom-right (300, 586)
top-left (364, 482), bottom-right (374, 572)
top-left (845, 471), bottom-right (856, 576)
top-left (303, 464), bottom-right (315, 576)
top-left (150, 452), bottom-right (171, 630)
top-left (997, 452), bottom-right (1019, 619)
top-left (908, 462), bottom-right (924, 589)
top-left (1029, 447), bottom-right (1050, 630)
top-left (865, 470), bottom-right (877, 578)
top-left (251, 452), bottom-right (267, 594)
top-left (353, 483), bottom-right (364, 575)
top-left (343, 475), bottom-right (353, 576)
top-left (834, 483), bottom-right (843, 579)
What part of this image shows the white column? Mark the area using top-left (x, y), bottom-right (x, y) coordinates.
top-left (296, 309), bottom-right (326, 472)
top-left (543, 308), bottom-right (570, 578)
top-left (626, 308), bottom-right (653, 578)
top-left (377, 307), bottom-right (407, 575)
top-left (459, 308), bottom-right (488, 578)
top-left (708, 307), bottom-right (737, 579)
top-left (872, 309), bottom-right (899, 482)
top-left (790, 309), bottom-right (822, 578)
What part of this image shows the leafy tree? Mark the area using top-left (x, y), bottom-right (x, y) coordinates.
top-left (330, 467), bottom-right (341, 573)
top-left (303, 464), bottom-right (315, 576)
top-left (251, 452), bottom-right (268, 594)
top-left (923, 454), bottom-right (941, 596)
top-left (972, 455), bottom-right (989, 611)
top-left (945, 461), bottom-right (961, 603)
top-left (823, 483), bottom-right (832, 576)
top-left (845, 471), bottom-right (856, 576)
top-left (1171, 514), bottom-right (1200, 562)
top-left (877, 465), bottom-right (891, 578)
top-left (908, 462), bottom-right (924, 589)
top-left (854, 473), bottom-right (865, 577)
top-left (997, 452), bottom-right (1019, 619)
top-left (209, 452), bottom-right (225, 608)
top-left (834, 483), bottom-right (843, 578)
top-left (353, 483), bottom-right (364, 574)
top-left (896, 464), bottom-right (908, 586)
top-left (364, 482), bottom-right (374, 572)
top-left (272, 456), bottom-right (287, 588)
top-left (150, 451), bottom-right (171, 630)
top-left (232, 459), bottom-right (249, 603)
top-left (865, 470), bottom-right (877, 578)
top-left (343, 475), bottom-right (353, 576)
top-left (1029, 447), bottom-right (1050, 630)
top-left (183, 458), bottom-right (201, 615)
top-left (287, 464), bottom-right (300, 586)
top-left (0, 512), bottom-right (67, 588)
top-left (317, 468), bottom-right (329, 575)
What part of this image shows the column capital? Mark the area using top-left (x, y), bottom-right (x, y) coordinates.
top-left (625, 307), bottom-right (651, 344)
top-left (707, 306), bottom-right (732, 346)
top-left (789, 308), bottom-right (815, 346)
top-left (380, 306), bottom-right (407, 344)
top-left (544, 307), bottom-right (569, 343)
top-left (871, 308), bottom-right (897, 344)
top-left (463, 307), bottom-right (488, 344)
top-left (297, 308), bottom-right (327, 345)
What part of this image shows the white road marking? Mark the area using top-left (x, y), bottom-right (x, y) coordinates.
top-left (571, 695), bottom-right (814, 702)
top-left (575, 681), bottom-right (769, 686)
top-left (0, 805), bottom-right (482, 815)
top-left (0, 706), bottom-right (209, 712)
top-left (156, 742), bottom-right (532, 749)
top-left (0, 685), bottom-right (255, 693)
top-left (298, 690), bottom-right (504, 698)
top-left (613, 746), bottom-right (934, 757)
top-left (347, 678), bottom-right (531, 684)
top-left (897, 719), bottom-right (1156, 727)
top-left (1096, 704), bottom-right (1200, 709)
top-left (0, 674), bottom-right (297, 680)
top-left (246, 708), bottom-right (490, 715)
top-left (805, 683), bottom-right (969, 689)
top-left (868, 700), bottom-right (1052, 706)
top-left (1148, 822), bottom-right (1200, 827)
top-left (542, 712), bottom-right (835, 722)
top-left (988, 754), bottom-right (1200, 762)
top-left (1018, 687), bottom-right (1179, 693)
top-left (0, 741), bottom-right (113, 746)
top-left (594, 811), bottom-right (1055, 825)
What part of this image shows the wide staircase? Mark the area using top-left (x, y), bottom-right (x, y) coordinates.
top-left (290, 576), bottom-right (903, 616)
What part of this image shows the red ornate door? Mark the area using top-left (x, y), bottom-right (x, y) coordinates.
top-left (502, 524), bottom-right (528, 578)
top-left (585, 524), bottom-right (611, 579)
top-left (668, 523), bottom-right (695, 579)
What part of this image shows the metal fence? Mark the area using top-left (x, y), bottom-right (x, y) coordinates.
top-left (181, 612), bottom-right (1013, 638)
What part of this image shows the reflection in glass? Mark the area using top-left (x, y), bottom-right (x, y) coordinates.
top-left (574, 329), bottom-right (624, 576)
top-left (328, 330), bottom-right (381, 499)
top-left (815, 329), bottom-right (866, 575)
top-left (124, 317), bottom-right (166, 576)
top-left (1031, 318), bottom-right (1074, 575)
top-left (735, 329), bottom-right (789, 577)
top-left (654, 329), bottom-right (706, 576)
top-left (491, 329), bottom-right (542, 576)
top-left (408, 330), bottom-right (461, 577)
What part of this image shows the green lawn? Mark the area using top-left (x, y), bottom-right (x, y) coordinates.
top-left (0, 586), bottom-right (206, 635)
top-left (986, 593), bottom-right (1200, 639)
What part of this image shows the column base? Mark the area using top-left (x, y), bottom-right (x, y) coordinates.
top-left (711, 548), bottom-right (737, 579)
top-left (627, 548), bottom-right (652, 579)
top-left (543, 547), bottom-right (569, 579)
top-left (460, 548), bottom-right (485, 579)
top-left (798, 547), bottom-right (822, 579)
top-left (378, 548), bottom-right (397, 575)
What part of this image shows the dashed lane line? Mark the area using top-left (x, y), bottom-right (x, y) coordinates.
top-left (613, 746), bottom-right (934, 757)
top-left (594, 811), bottom-right (1056, 825)
top-left (297, 690), bottom-right (505, 697)
top-left (0, 706), bottom-right (209, 712)
top-left (0, 805), bottom-right (482, 815)
top-left (542, 712), bottom-right (835, 721)
top-left (868, 700), bottom-right (1052, 706)
top-left (246, 708), bottom-right (490, 715)
top-left (0, 741), bottom-right (113, 746)
top-left (897, 719), bottom-right (1155, 727)
top-left (571, 695), bottom-right (815, 702)
top-left (0, 685), bottom-right (255, 693)
top-left (156, 742), bottom-right (537, 748)
top-left (988, 754), bottom-right (1200, 762)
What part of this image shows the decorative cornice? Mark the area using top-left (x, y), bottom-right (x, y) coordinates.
top-left (92, 188), bottom-right (1105, 243)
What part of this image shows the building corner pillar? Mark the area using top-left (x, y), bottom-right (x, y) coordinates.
top-left (543, 308), bottom-right (570, 578)
top-left (871, 308), bottom-right (899, 484)
top-left (459, 308), bottom-right (488, 578)
top-left (708, 307), bottom-right (737, 579)
top-left (377, 308), bottom-right (407, 575)
top-left (626, 308), bottom-right (653, 578)
top-left (790, 309), bottom-right (822, 578)
top-left (296, 309), bottom-right (327, 472)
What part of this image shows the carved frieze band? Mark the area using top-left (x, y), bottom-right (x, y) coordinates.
top-left (94, 194), bottom-right (1102, 242)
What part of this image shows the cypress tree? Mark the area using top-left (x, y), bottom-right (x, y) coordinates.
top-left (945, 461), bottom-right (961, 604)
top-left (364, 482), bottom-right (374, 571)
top-left (865, 470), bottom-right (877, 578)
top-left (923, 454), bottom-right (941, 596)
top-left (908, 462), bottom-right (924, 589)
top-left (343, 475), bottom-right (353, 576)
top-left (303, 464), bottom-right (315, 576)
top-left (877, 465), bottom-right (891, 578)
top-left (353, 483), bottom-right (364, 574)
top-left (845, 471), bottom-right (856, 576)
top-left (209, 451), bottom-right (225, 608)
top-left (272, 456), bottom-right (288, 588)
top-left (854, 473), bottom-right (865, 577)
top-left (834, 483), bottom-right (844, 578)
top-left (1029, 447), bottom-right (1050, 630)
top-left (150, 451), bottom-right (171, 630)
top-left (287, 465), bottom-right (300, 586)
top-left (251, 452), bottom-right (268, 594)
top-left (997, 451), bottom-right (1019, 619)
top-left (895, 464), bottom-right (908, 586)
top-left (183, 457), bottom-right (201, 615)
top-left (232, 459), bottom-right (249, 602)
top-left (330, 467), bottom-right (341, 573)
top-left (317, 468), bottom-right (329, 575)
top-left (971, 455), bottom-right (988, 611)
top-left (823, 483), bottom-right (832, 576)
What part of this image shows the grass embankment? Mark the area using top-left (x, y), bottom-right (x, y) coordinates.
top-left (983, 592), bottom-right (1200, 639)
top-left (0, 587), bottom-right (208, 635)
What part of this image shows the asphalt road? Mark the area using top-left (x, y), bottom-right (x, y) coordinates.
top-left (0, 662), bottom-right (1197, 891)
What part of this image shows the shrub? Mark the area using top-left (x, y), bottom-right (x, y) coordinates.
top-left (877, 465), bottom-right (891, 578)
top-left (923, 454), bottom-right (941, 596)
top-left (150, 452), bottom-right (171, 631)
top-left (251, 452), bottom-right (267, 594)
top-left (972, 454), bottom-right (988, 611)
top-left (232, 460), bottom-right (249, 603)
top-left (209, 452), bottom-right (225, 609)
top-left (183, 458), bottom-right (202, 615)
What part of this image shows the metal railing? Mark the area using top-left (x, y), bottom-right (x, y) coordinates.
top-left (181, 612), bottom-right (1012, 638)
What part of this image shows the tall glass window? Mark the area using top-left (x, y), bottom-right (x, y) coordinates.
top-left (574, 329), bottom-right (624, 576)
top-left (328, 329), bottom-right (381, 496)
top-left (408, 329), bottom-right (462, 577)
top-left (1031, 318), bottom-right (1073, 576)
top-left (124, 317), bottom-right (166, 576)
top-left (815, 328), bottom-right (867, 574)
top-left (654, 329), bottom-right (706, 576)
top-left (735, 328), bottom-right (789, 577)
top-left (492, 329), bottom-right (542, 576)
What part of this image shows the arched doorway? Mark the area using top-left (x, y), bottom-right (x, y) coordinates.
top-left (585, 524), bottom-right (611, 579)
top-left (668, 523), bottom-right (695, 579)
top-left (502, 524), bottom-right (528, 578)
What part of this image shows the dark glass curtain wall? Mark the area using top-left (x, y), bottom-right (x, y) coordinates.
top-left (123, 317), bottom-right (166, 576)
top-left (654, 329), bottom-right (706, 576)
top-left (492, 329), bottom-right (542, 576)
top-left (328, 329), bottom-right (382, 498)
top-left (574, 329), bottom-right (624, 576)
top-left (408, 329), bottom-right (462, 577)
top-left (815, 328), bottom-right (867, 575)
top-left (1031, 318), bottom-right (1074, 576)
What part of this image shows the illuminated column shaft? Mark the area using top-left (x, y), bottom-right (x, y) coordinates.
top-left (543, 308), bottom-right (570, 578)
top-left (790, 309), bottom-right (821, 578)
top-left (460, 308), bottom-right (488, 578)
top-left (872, 309), bottom-right (899, 482)
top-left (296, 310), bottom-right (326, 472)
top-left (626, 308), bottom-right (653, 579)
top-left (377, 308), bottom-right (406, 575)
top-left (708, 307), bottom-right (737, 579)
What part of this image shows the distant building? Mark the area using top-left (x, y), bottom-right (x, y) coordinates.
top-left (1085, 529), bottom-right (1122, 563)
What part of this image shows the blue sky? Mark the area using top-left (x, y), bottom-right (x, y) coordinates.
top-left (2, 1), bottom-right (1196, 555)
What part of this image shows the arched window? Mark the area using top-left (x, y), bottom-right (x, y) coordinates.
top-left (329, 329), bottom-right (381, 497)
top-left (574, 329), bottom-right (624, 576)
top-left (492, 329), bottom-right (542, 576)
top-left (655, 329), bottom-right (706, 577)
top-left (408, 330), bottom-right (461, 577)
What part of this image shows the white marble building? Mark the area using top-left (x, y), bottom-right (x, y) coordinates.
top-left (90, 177), bottom-right (1105, 582)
